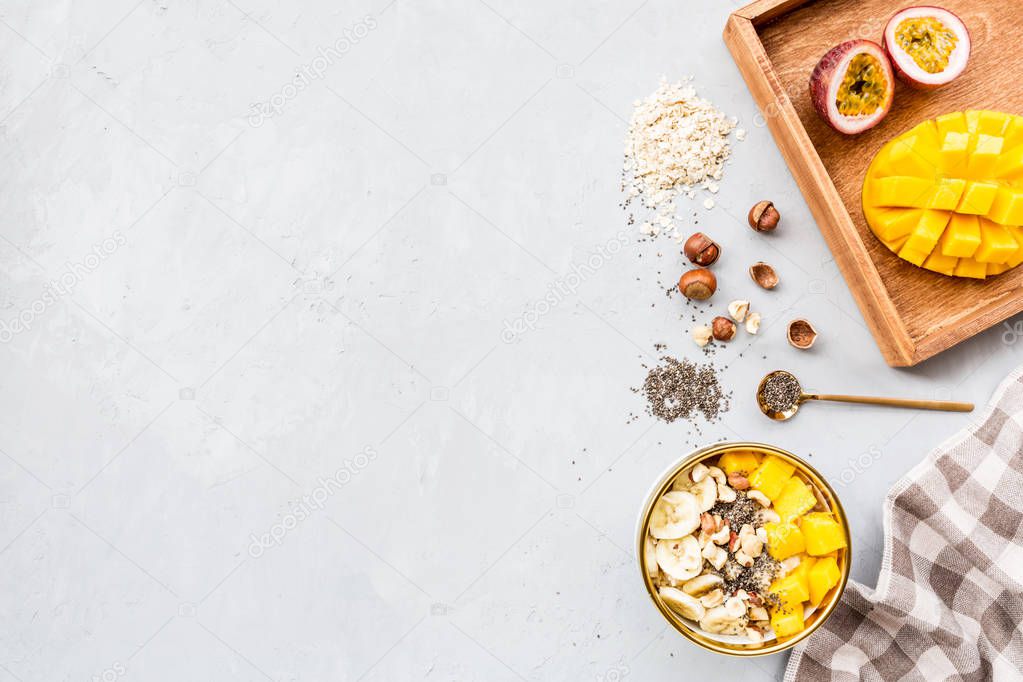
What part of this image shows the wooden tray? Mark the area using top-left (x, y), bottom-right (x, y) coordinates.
top-left (724, 0), bottom-right (1023, 366)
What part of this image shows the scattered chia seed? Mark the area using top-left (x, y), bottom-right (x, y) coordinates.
top-left (760, 372), bottom-right (802, 413)
top-left (725, 552), bottom-right (779, 597)
top-left (710, 490), bottom-right (758, 530)
top-left (706, 489), bottom-right (780, 596)
top-left (635, 356), bottom-right (731, 425)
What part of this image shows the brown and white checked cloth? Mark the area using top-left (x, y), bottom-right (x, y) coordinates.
top-left (785, 368), bottom-right (1023, 681)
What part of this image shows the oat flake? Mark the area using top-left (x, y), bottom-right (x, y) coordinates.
top-left (622, 78), bottom-right (738, 238)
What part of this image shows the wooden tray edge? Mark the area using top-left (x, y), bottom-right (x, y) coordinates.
top-left (723, 9), bottom-right (918, 366)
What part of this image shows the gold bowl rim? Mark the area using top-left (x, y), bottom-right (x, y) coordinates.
top-left (635, 441), bottom-right (852, 657)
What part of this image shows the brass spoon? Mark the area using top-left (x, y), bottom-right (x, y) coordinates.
top-left (756, 370), bottom-right (974, 421)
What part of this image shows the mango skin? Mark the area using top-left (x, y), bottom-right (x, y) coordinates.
top-left (863, 111), bottom-right (1023, 278)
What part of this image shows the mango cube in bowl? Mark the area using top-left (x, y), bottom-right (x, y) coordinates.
top-left (749, 455), bottom-right (795, 500)
top-left (800, 513), bottom-right (848, 556)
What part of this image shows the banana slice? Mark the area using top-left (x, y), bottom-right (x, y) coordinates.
top-left (648, 491), bottom-right (700, 539)
top-left (658, 586), bottom-right (706, 621)
top-left (749, 606), bottom-right (769, 622)
top-left (682, 573), bottom-right (724, 596)
top-left (644, 536), bottom-right (658, 578)
top-left (700, 588), bottom-right (724, 608)
top-left (690, 477), bottom-right (717, 512)
top-left (700, 600), bottom-right (747, 635)
top-left (655, 535), bottom-right (702, 581)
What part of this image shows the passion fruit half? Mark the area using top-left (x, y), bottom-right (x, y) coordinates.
top-left (810, 40), bottom-right (895, 135)
top-left (883, 6), bottom-right (970, 89)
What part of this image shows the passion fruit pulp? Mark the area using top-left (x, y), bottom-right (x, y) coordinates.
top-left (810, 40), bottom-right (895, 135)
top-left (883, 6), bottom-right (971, 89)
top-left (835, 53), bottom-right (890, 117)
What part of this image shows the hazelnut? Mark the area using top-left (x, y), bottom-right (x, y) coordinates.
top-left (727, 300), bottom-right (749, 323)
top-left (678, 269), bottom-right (717, 300)
top-left (788, 319), bottom-right (818, 349)
top-left (711, 316), bottom-right (736, 341)
top-left (748, 201), bottom-right (780, 232)
top-left (745, 312), bottom-right (761, 334)
top-left (749, 262), bottom-right (779, 289)
top-left (692, 325), bottom-right (713, 347)
top-left (683, 232), bottom-right (721, 266)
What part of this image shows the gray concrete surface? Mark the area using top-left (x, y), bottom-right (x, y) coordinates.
top-left (1, 0), bottom-right (1021, 679)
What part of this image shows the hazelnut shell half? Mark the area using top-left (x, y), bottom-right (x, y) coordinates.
top-left (749, 262), bottom-right (779, 289)
top-left (787, 319), bottom-right (818, 349)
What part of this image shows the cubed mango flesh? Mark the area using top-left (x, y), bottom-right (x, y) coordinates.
top-left (774, 477), bottom-right (818, 523)
top-left (939, 214), bottom-right (981, 257)
top-left (956, 182), bottom-right (1000, 215)
top-left (1006, 228), bottom-right (1023, 268)
top-left (975, 219), bottom-right (1018, 263)
top-left (717, 450), bottom-right (761, 476)
top-left (765, 521), bottom-right (805, 560)
top-left (800, 513), bottom-right (848, 556)
top-left (904, 210), bottom-right (951, 253)
top-left (808, 557), bottom-right (841, 607)
top-left (995, 145), bottom-right (1023, 182)
top-left (770, 607), bottom-right (806, 639)
top-left (866, 207), bottom-right (921, 243)
top-left (935, 111), bottom-right (967, 137)
top-left (954, 258), bottom-right (988, 279)
top-left (939, 131), bottom-right (969, 174)
top-left (966, 135), bottom-right (1004, 179)
top-left (863, 110), bottom-right (1023, 279)
top-left (749, 455), bottom-right (796, 501)
top-left (769, 573), bottom-right (810, 608)
top-left (789, 555), bottom-right (817, 593)
top-left (898, 241), bottom-right (930, 267)
top-left (922, 249), bottom-right (959, 276)
top-left (987, 188), bottom-right (1023, 226)
top-left (882, 136), bottom-right (940, 178)
top-left (866, 176), bottom-right (934, 208)
top-left (968, 110), bottom-right (1011, 137)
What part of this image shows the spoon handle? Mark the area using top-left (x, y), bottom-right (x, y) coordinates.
top-left (807, 394), bottom-right (974, 412)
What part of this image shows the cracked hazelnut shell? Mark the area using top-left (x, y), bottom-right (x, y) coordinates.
top-left (749, 262), bottom-right (779, 289)
top-left (788, 319), bottom-right (818, 349)
top-left (683, 232), bottom-right (721, 266)
top-left (748, 201), bottom-right (780, 232)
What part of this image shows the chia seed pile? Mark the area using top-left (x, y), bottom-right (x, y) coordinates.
top-left (637, 356), bottom-right (731, 424)
top-left (759, 372), bottom-right (802, 413)
top-left (728, 553), bottom-right (780, 601)
top-left (710, 490), bottom-right (758, 530)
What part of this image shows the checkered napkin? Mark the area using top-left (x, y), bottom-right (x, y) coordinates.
top-left (785, 367), bottom-right (1023, 681)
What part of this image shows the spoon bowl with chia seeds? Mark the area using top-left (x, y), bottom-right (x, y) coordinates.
top-left (757, 370), bottom-right (974, 421)
top-left (756, 370), bottom-right (805, 420)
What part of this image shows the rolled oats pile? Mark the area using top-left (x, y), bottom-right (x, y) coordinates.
top-left (623, 78), bottom-right (742, 239)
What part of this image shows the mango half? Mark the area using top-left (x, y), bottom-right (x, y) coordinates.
top-left (862, 110), bottom-right (1023, 279)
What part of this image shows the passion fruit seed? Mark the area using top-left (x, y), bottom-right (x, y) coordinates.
top-left (895, 17), bottom-right (958, 74)
top-left (836, 54), bottom-right (889, 117)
